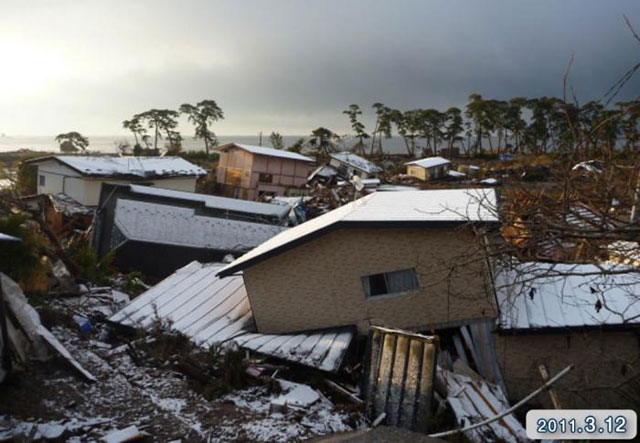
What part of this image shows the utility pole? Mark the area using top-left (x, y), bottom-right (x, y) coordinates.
top-left (258, 131), bottom-right (262, 146)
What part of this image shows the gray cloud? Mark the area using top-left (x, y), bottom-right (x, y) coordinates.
top-left (1, 0), bottom-right (639, 135)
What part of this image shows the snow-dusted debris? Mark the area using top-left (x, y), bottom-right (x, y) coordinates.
top-left (110, 261), bottom-right (353, 372)
top-left (218, 188), bottom-right (498, 277)
top-left (113, 199), bottom-right (287, 252)
top-left (496, 262), bottom-right (640, 330)
top-left (330, 152), bottom-right (383, 174)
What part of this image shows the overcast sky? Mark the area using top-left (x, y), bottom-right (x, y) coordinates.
top-left (2, 0), bottom-right (640, 136)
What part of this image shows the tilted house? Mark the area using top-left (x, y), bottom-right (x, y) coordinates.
top-left (495, 262), bottom-right (640, 409)
top-left (25, 155), bottom-right (207, 206)
top-left (405, 156), bottom-right (451, 181)
top-left (217, 189), bottom-right (499, 335)
top-left (214, 143), bottom-right (314, 200)
top-left (329, 152), bottom-right (383, 179)
top-left (93, 184), bottom-right (288, 278)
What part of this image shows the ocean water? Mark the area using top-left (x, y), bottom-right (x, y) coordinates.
top-left (0, 134), bottom-right (421, 156)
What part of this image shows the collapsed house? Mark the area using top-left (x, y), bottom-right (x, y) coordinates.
top-left (109, 261), bottom-right (353, 372)
top-left (328, 152), bottom-right (383, 179)
top-left (25, 155), bottom-right (207, 206)
top-left (405, 156), bottom-right (451, 181)
top-left (217, 188), bottom-right (499, 335)
top-left (214, 143), bottom-right (315, 200)
top-left (93, 184), bottom-right (289, 278)
top-left (21, 193), bottom-right (94, 237)
top-left (495, 261), bottom-right (640, 410)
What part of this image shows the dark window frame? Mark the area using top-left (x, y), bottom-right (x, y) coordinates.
top-left (362, 268), bottom-right (420, 298)
top-left (39, 175), bottom-right (45, 186)
top-left (258, 173), bottom-right (273, 183)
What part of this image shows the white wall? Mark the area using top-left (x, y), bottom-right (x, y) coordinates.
top-left (35, 159), bottom-right (198, 206)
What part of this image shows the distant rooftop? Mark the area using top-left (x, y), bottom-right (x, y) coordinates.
top-left (27, 155), bottom-right (206, 178)
top-left (216, 143), bottom-right (314, 162)
top-left (406, 156), bottom-right (450, 168)
top-left (330, 152), bottom-right (383, 174)
top-left (218, 188), bottom-right (498, 277)
top-left (127, 185), bottom-right (290, 219)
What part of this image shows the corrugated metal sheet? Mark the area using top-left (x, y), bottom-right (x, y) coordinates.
top-left (438, 369), bottom-right (527, 442)
top-left (496, 261), bottom-right (640, 330)
top-left (109, 261), bottom-right (352, 372)
top-left (113, 199), bottom-right (287, 252)
top-left (218, 188), bottom-right (497, 277)
top-left (365, 326), bottom-right (438, 433)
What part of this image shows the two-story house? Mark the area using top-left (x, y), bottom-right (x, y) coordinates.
top-left (214, 143), bottom-right (314, 200)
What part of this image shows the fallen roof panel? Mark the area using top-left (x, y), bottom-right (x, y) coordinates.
top-left (109, 261), bottom-right (352, 372)
top-left (331, 152), bottom-right (383, 174)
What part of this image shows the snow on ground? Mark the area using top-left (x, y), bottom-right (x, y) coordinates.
top-left (1, 291), bottom-right (363, 441)
top-left (218, 386), bottom-right (361, 442)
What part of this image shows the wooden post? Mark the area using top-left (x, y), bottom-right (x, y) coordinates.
top-left (539, 364), bottom-right (562, 409)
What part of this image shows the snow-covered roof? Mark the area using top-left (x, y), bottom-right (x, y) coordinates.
top-left (496, 262), bottom-right (640, 330)
top-left (110, 261), bottom-right (352, 372)
top-left (128, 185), bottom-right (289, 219)
top-left (405, 156), bottom-right (451, 169)
top-left (330, 152), bottom-right (383, 174)
top-left (216, 143), bottom-right (314, 162)
top-left (218, 188), bottom-right (497, 277)
top-left (113, 199), bottom-right (286, 252)
top-left (28, 155), bottom-right (206, 178)
top-left (0, 233), bottom-right (21, 242)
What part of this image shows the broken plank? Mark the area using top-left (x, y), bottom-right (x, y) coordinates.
top-left (38, 325), bottom-right (97, 382)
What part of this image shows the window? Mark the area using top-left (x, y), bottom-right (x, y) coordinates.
top-left (362, 268), bottom-right (419, 298)
top-left (258, 173), bottom-right (273, 183)
top-left (39, 175), bottom-right (45, 186)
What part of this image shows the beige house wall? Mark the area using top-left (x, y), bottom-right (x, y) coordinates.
top-left (495, 330), bottom-right (640, 409)
top-left (243, 227), bottom-right (496, 335)
top-left (216, 146), bottom-right (311, 200)
top-left (407, 165), bottom-right (427, 181)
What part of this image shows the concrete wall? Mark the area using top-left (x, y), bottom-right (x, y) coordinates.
top-left (495, 329), bottom-right (640, 409)
top-left (243, 227), bottom-right (495, 335)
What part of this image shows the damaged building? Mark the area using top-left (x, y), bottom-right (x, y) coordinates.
top-left (328, 152), bottom-right (383, 179)
top-left (25, 155), bottom-right (207, 206)
top-left (214, 143), bottom-right (314, 200)
top-left (93, 184), bottom-right (289, 278)
top-left (217, 188), bottom-right (499, 335)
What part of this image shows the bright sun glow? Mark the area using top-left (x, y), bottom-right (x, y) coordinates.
top-left (0, 41), bottom-right (64, 98)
